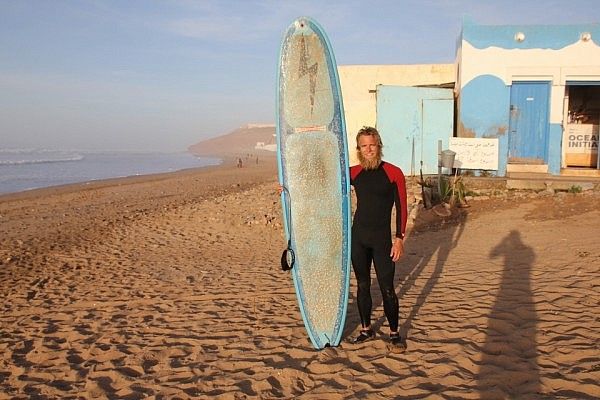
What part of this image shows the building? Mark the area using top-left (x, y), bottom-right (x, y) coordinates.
top-left (339, 21), bottom-right (600, 178)
top-left (456, 20), bottom-right (600, 177)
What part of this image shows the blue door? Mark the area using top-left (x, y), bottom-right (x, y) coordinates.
top-left (508, 81), bottom-right (550, 162)
top-left (422, 99), bottom-right (454, 173)
top-left (376, 86), bottom-right (454, 175)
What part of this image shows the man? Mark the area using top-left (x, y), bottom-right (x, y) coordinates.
top-left (349, 126), bottom-right (408, 352)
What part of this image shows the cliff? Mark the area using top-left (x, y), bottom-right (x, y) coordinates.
top-left (188, 125), bottom-right (276, 157)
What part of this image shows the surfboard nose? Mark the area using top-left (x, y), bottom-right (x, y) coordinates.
top-left (294, 17), bottom-right (313, 31)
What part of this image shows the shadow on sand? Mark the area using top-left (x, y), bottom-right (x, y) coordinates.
top-left (476, 229), bottom-right (540, 398)
top-left (343, 208), bottom-right (542, 396)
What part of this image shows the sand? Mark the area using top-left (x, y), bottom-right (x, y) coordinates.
top-left (1, 156), bottom-right (599, 399)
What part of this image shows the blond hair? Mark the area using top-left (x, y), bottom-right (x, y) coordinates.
top-left (355, 126), bottom-right (383, 150)
top-left (356, 126), bottom-right (383, 169)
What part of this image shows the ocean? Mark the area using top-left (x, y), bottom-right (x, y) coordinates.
top-left (0, 149), bottom-right (221, 195)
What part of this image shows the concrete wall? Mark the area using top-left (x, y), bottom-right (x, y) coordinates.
top-left (338, 64), bottom-right (455, 165)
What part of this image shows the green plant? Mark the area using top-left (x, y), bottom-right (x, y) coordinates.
top-left (439, 175), bottom-right (452, 201)
top-left (568, 185), bottom-right (583, 194)
top-left (437, 172), bottom-right (469, 207)
top-left (450, 175), bottom-right (468, 206)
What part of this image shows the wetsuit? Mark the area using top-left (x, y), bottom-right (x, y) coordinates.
top-left (350, 161), bottom-right (407, 332)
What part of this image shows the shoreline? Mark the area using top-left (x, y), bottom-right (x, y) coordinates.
top-left (0, 152), bottom-right (277, 203)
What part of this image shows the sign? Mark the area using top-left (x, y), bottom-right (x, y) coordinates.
top-left (449, 137), bottom-right (499, 170)
top-left (564, 124), bottom-right (598, 167)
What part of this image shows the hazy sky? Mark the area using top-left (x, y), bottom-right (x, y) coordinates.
top-left (1, 1), bottom-right (598, 151)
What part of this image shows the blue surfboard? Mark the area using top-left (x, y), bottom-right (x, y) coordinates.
top-left (276, 17), bottom-right (351, 349)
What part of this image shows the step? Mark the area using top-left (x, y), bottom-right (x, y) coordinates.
top-left (560, 168), bottom-right (600, 177)
top-left (506, 164), bottom-right (548, 173)
top-left (506, 171), bottom-right (550, 179)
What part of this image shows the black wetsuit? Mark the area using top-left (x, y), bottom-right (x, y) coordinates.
top-left (350, 161), bottom-right (407, 332)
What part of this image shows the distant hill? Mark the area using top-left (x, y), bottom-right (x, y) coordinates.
top-left (188, 124), bottom-right (276, 157)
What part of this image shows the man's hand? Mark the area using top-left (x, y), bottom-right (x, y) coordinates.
top-left (390, 237), bottom-right (404, 262)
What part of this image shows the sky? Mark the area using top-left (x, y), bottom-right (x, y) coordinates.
top-left (1, 0), bottom-right (598, 152)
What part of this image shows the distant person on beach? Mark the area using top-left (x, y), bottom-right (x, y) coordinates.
top-left (237, 158), bottom-right (243, 168)
top-left (349, 126), bottom-right (408, 352)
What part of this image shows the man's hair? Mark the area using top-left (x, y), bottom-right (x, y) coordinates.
top-left (356, 126), bottom-right (383, 170)
top-left (355, 126), bottom-right (383, 150)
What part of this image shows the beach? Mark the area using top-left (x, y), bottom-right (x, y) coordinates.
top-left (1, 156), bottom-right (599, 399)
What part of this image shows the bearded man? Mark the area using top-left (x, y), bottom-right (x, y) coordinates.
top-left (349, 126), bottom-right (408, 352)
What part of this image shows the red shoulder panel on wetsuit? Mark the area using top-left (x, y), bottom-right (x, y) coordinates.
top-left (350, 164), bottom-right (363, 181)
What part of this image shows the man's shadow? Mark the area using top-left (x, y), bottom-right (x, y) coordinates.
top-left (395, 210), bottom-right (467, 339)
top-left (344, 206), bottom-right (467, 340)
top-left (476, 230), bottom-right (540, 397)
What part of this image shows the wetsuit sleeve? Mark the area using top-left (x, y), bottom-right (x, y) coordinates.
top-left (383, 163), bottom-right (408, 239)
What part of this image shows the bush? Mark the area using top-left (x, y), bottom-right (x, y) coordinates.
top-left (438, 174), bottom-right (468, 206)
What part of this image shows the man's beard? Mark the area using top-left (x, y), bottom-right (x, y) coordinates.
top-left (358, 152), bottom-right (382, 170)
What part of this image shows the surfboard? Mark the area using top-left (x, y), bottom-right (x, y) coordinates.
top-left (276, 17), bottom-right (351, 349)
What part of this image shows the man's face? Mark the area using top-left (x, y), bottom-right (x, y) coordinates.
top-left (358, 135), bottom-right (379, 161)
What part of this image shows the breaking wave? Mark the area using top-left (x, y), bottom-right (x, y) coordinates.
top-left (0, 149), bottom-right (84, 166)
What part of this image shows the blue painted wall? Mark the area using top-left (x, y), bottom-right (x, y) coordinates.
top-left (548, 124), bottom-right (562, 174)
top-left (462, 20), bottom-right (600, 50)
top-left (459, 75), bottom-right (510, 175)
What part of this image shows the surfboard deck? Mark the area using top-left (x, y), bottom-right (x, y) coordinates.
top-left (276, 17), bottom-right (351, 349)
